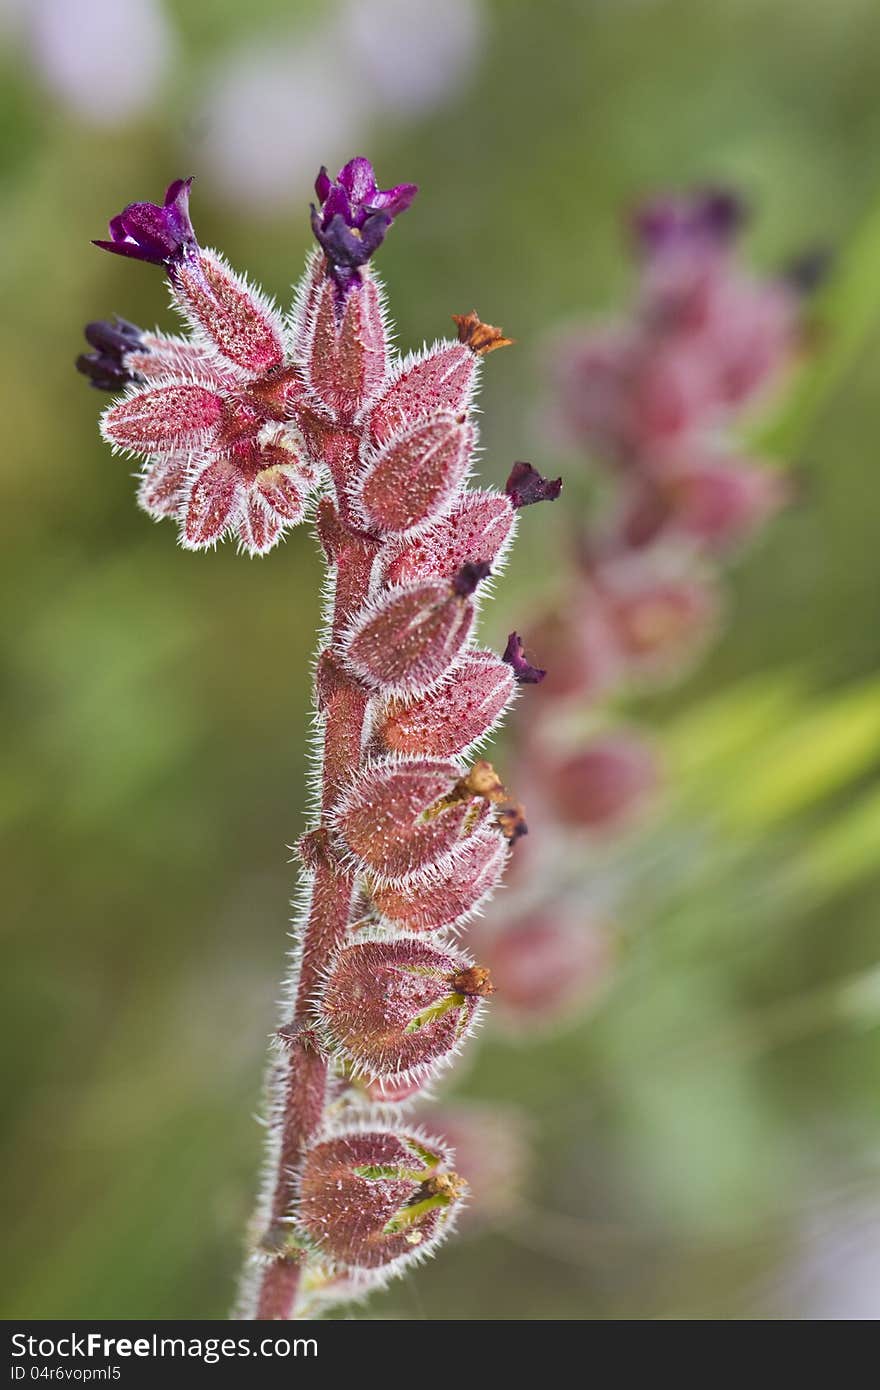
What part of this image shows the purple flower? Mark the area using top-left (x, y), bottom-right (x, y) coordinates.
top-left (75, 317), bottom-right (145, 391)
top-left (452, 561), bottom-right (491, 597)
top-left (502, 632), bottom-right (546, 685)
top-left (505, 461), bottom-right (563, 509)
top-left (632, 189), bottom-right (746, 256)
top-left (94, 178), bottom-right (198, 269)
top-left (311, 156), bottom-right (417, 298)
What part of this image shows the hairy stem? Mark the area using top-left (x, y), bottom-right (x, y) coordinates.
top-left (251, 473), bottom-right (381, 1320)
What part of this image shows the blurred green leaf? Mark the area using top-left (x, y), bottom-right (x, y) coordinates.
top-left (759, 187), bottom-right (880, 455)
top-left (719, 679), bottom-right (880, 828)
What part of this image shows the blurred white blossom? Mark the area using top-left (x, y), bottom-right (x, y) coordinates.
top-left (194, 33), bottom-right (367, 212)
top-left (195, 0), bottom-right (486, 211)
top-left (25, 0), bottom-right (174, 124)
top-left (342, 0), bottom-right (486, 116)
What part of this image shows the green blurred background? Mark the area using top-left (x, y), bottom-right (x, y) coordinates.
top-left (3, 0), bottom-right (880, 1320)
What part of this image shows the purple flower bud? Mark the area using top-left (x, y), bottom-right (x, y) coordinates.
top-left (93, 177), bottom-right (198, 269)
top-left (633, 188), bottom-right (746, 256)
top-left (452, 560), bottom-right (491, 596)
top-left (504, 461), bottom-right (562, 509)
top-left (311, 156), bottom-right (417, 299)
top-left (76, 316), bottom-right (145, 391)
top-left (502, 632), bottom-right (546, 685)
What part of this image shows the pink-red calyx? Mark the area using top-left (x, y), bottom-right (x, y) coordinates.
top-left (297, 1130), bottom-right (463, 1272)
top-left (318, 937), bottom-right (492, 1082)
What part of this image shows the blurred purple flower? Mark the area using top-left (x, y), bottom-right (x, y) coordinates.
top-left (633, 189), bottom-right (746, 256)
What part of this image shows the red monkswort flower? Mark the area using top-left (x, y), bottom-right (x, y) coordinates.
top-left (79, 163), bottom-right (556, 1320)
top-left (92, 180), bottom-right (316, 554)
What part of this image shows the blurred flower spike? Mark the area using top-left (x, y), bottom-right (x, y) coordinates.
top-left (463, 185), bottom-right (816, 1053)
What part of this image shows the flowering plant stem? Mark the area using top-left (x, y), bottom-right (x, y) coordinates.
top-left (255, 521), bottom-right (378, 1319)
top-left (79, 158), bottom-right (558, 1321)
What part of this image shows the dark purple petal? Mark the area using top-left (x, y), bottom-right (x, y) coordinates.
top-left (321, 184), bottom-right (355, 225)
top-left (93, 237), bottom-right (162, 262)
top-left (338, 156), bottom-right (377, 206)
top-left (505, 461), bottom-right (563, 509)
top-left (75, 353), bottom-right (129, 390)
top-left (311, 210), bottom-right (388, 271)
top-left (76, 316), bottom-right (145, 391)
top-left (452, 561), bottom-right (492, 597)
top-left (94, 177), bottom-right (198, 270)
top-left (370, 182), bottom-right (419, 218)
top-left (358, 209), bottom-right (394, 257)
top-left (314, 165), bottom-right (333, 204)
top-left (502, 632), bottom-right (546, 685)
top-left (310, 207), bottom-right (395, 300)
top-left (84, 317), bottom-right (144, 358)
